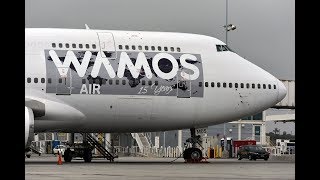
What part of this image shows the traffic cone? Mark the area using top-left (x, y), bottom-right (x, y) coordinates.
top-left (57, 152), bottom-right (62, 165)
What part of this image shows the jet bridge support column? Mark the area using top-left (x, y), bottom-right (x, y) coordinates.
top-left (178, 130), bottom-right (183, 153)
top-left (105, 133), bottom-right (111, 151)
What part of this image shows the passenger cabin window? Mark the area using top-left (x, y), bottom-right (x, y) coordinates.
top-left (132, 45), bottom-right (136, 50)
top-left (48, 78), bottom-right (51, 84)
top-left (164, 47), bottom-right (168, 51)
top-left (119, 45), bottom-right (123, 50)
top-left (109, 79), bottom-right (113, 85)
top-left (158, 46), bottom-right (161, 51)
top-left (268, 84), bottom-right (271, 89)
top-left (223, 82), bottom-right (226, 88)
top-left (211, 82), bottom-right (214, 87)
top-left (58, 78), bottom-right (62, 83)
top-left (125, 45), bottom-right (129, 50)
top-left (72, 44), bottom-right (76, 48)
top-left (116, 80), bottom-right (119, 85)
top-left (65, 43), bottom-right (70, 48)
top-left (89, 79), bottom-right (93, 84)
top-left (246, 83), bottom-right (250, 88)
top-left (199, 82), bottom-right (202, 87)
top-left (274, 85), bottom-right (276, 89)
top-left (138, 45), bottom-right (142, 50)
top-left (258, 84), bottom-right (261, 89)
top-left (263, 84), bottom-right (266, 89)
top-left (151, 46), bottom-right (155, 51)
top-left (145, 46), bottom-right (149, 50)
top-left (92, 44), bottom-right (96, 49)
top-left (252, 84), bottom-right (255, 89)
top-left (34, 78), bottom-right (38, 83)
top-left (229, 83), bottom-right (232, 88)
top-left (122, 80), bottom-right (126, 85)
top-left (235, 83), bottom-right (238, 88)
top-left (205, 82), bottom-right (208, 87)
top-left (241, 83), bottom-right (244, 88)
top-left (217, 82), bottom-right (221, 88)
top-left (170, 47), bottom-right (174, 52)
top-left (82, 79), bottom-right (86, 84)
top-left (148, 81), bottom-right (152, 86)
top-left (86, 44), bottom-right (89, 49)
top-left (155, 81), bottom-right (158, 85)
top-left (177, 47), bottom-right (181, 52)
top-left (79, 44), bottom-right (83, 49)
top-left (52, 43), bottom-right (56, 48)
top-left (41, 78), bottom-right (45, 83)
top-left (27, 78), bottom-right (31, 83)
top-left (59, 43), bottom-right (63, 48)
top-left (142, 80), bottom-right (145, 85)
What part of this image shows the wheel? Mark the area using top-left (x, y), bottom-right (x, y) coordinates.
top-left (249, 154), bottom-right (253, 160)
top-left (183, 148), bottom-right (191, 160)
top-left (237, 154), bottom-right (242, 160)
top-left (64, 149), bottom-right (72, 162)
top-left (190, 148), bottom-right (202, 160)
top-left (83, 149), bottom-right (92, 163)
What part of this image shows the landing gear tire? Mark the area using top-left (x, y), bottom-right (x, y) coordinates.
top-left (183, 148), bottom-right (202, 161)
top-left (237, 154), bottom-right (242, 160)
top-left (264, 157), bottom-right (269, 161)
top-left (249, 154), bottom-right (253, 161)
top-left (83, 149), bottom-right (92, 163)
top-left (64, 149), bottom-right (72, 162)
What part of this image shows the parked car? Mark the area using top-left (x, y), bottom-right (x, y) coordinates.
top-left (237, 145), bottom-right (269, 161)
top-left (53, 145), bottom-right (67, 156)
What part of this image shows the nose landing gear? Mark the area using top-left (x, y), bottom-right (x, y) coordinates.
top-left (183, 128), bottom-right (207, 163)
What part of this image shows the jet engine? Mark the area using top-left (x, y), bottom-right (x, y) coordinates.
top-left (25, 106), bottom-right (34, 148)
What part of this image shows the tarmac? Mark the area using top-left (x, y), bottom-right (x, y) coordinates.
top-left (25, 155), bottom-right (295, 180)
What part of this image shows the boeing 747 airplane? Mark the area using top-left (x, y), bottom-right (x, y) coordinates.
top-left (25, 27), bottom-right (286, 161)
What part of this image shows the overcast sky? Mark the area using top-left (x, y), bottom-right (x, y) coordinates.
top-left (25, 0), bottom-right (295, 134)
top-left (25, 0), bottom-right (294, 80)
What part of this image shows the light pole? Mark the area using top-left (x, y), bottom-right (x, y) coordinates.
top-left (224, 0), bottom-right (236, 45)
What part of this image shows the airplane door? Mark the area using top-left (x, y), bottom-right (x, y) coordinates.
top-left (177, 71), bottom-right (191, 98)
top-left (97, 32), bottom-right (117, 59)
top-left (56, 69), bottom-right (71, 95)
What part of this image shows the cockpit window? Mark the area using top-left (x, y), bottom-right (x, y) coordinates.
top-left (216, 45), bottom-right (222, 52)
top-left (216, 45), bottom-right (232, 52)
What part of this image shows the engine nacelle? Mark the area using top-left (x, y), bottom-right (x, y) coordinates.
top-left (25, 106), bottom-right (34, 148)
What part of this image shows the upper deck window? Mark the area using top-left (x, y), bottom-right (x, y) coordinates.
top-left (92, 44), bottom-right (96, 49)
top-left (145, 46), bottom-right (149, 50)
top-left (59, 43), bottom-right (63, 48)
top-left (151, 46), bottom-right (155, 51)
top-left (138, 45), bottom-right (142, 50)
top-left (119, 45), bottom-right (123, 50)
top-left (72, 44), bottom-right (76, 48)
top-left (164, 47), bottom-right (168, 51)
top-left (52, 43), bottom-right (56, 48)
top-left (65, 43), bottom-right (70, 48)
top-left (132, 45), bottom-right (136, 50)
top-left (125, 45), bottom-right (129, 50)
top-left (158, 46), bottom-right (161, 51)
top-left (177, 47), bottom-right (181, 52)
top-left (170, 47), bottom-right (174, 52)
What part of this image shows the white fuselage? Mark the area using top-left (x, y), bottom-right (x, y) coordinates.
top-left (25, 28), bottom-right (286, 133)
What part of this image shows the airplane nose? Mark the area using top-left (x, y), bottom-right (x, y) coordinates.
top-left (277, 80), bottom-right (287, 102)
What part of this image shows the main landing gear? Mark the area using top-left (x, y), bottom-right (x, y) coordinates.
top-left (183, 128), bottom-right (204, 163)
